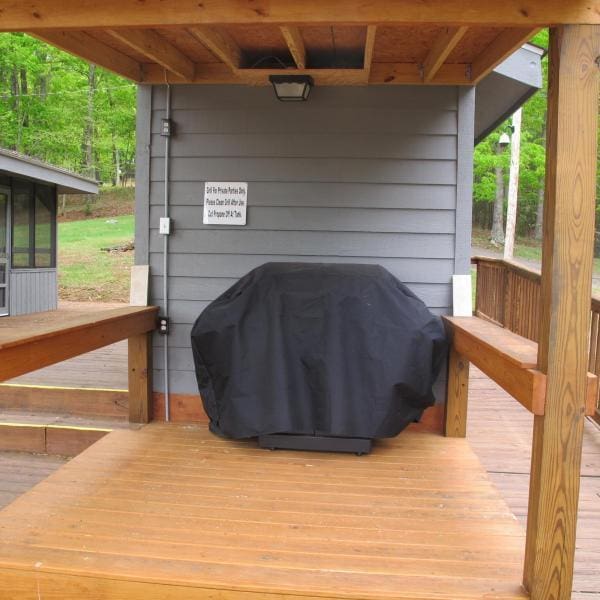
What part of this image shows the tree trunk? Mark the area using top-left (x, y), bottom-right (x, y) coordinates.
top-left (19, 67), bottom-right (28, 129)
top-left (11, 67), bottom-right (21, 151)
top-left (534, 123), bottom-right (547, 242)
top-left (82, 63), bottom-right (96, 179)
top-left (114, 145), bottom-right (121, 186)
top-left (491, 146), bottom-right (505, 245)
top-left (534, 187), bottom-right (544, 240)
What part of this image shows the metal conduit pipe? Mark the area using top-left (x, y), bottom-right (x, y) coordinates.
top-left (163, 80), bottom-right (171, 422)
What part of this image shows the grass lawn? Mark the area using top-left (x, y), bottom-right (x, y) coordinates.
top-left (472, 227), bottom-right (600, 273)
top-left (58, 214), bottom-right (134, 302)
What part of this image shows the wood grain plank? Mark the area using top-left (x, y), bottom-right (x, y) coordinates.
top-left (128, 333), bottom-right (152, 424)
top-left (0, 424), bottom-right (527, 600)
top-left (0, 306), bottom-right (157, 382)
top-left (2, 0), bottom-right (598, 30)
top-left (444, 347), bottom-right (470, 437)
top-left (525, 24), bottom-right (600, 600)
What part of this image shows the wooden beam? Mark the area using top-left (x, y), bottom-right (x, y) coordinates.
top-left (108, 29), bottom-right (195, 81)
top-left (187, 26), bottom-right (242, 70)
top-left (30, 30), bottom-right (142, 81)
top-left (142, 61), bottom-right (474, 86)
top-left (370, 62), bottom-right (471, 85)
top-left (0, 384), bottom-right (128, 418)
top-left (422, 26), bottom-right (468, 82)
top-left (143, 63), bottom-right (368, 85)
top-left (363, 25), bottom-right (377, 77)
top-left (523, 25), bottom-right (600, 599)
top-left (0, 307), bottom-right (158, 382)
top-left (128, 332), bottom-right (152, 424)
top-left (280, 26), bottom-right (306, 69)
top-left (2, 1), bottom-right (598, 31)
top-left (444, 347), bottom-right (470, 437)
top-left (470, 27), bottom-right (540, 83)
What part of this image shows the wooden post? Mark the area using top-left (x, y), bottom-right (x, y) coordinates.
top-left (524, 25), bottom-right (600, 599)
top-left (128, 332), bottom-right (152, 423)
top-left (444, 347), bottom-right (469, 437)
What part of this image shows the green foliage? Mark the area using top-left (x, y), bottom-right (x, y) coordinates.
top-left (0, 33), bottom-right (135, 185)
top-left (473, 29), bottom-right (552, 237)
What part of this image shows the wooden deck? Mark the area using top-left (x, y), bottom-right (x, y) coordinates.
top-left (468, 368), bottom-right (600, 598)
top-left (0, 452), bottom-right (66, 510)
top-left (0, 423), bottom-right (527, 600)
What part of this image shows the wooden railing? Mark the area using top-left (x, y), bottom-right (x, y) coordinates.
top-left (0, 305), bottom-right (158, 423)
top-left (472, 255), bottom-right (600, 425)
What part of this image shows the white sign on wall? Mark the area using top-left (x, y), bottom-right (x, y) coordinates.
top-left (203, 182), bottom-right (248, 225)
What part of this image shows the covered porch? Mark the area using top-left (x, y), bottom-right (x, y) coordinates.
top-left (0, 2), bottom-right (599, 599)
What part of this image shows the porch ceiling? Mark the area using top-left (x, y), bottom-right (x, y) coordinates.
top-left (1, 1), bottom-right (596, 86)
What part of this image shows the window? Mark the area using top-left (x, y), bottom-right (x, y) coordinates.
top-left (11, 180), bottom-right (56, 269)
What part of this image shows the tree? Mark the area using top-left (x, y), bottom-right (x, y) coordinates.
top-left (0, 33), bottom-right (136, 185)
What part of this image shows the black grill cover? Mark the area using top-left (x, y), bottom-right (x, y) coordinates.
top-left (191, 263), bottom-right (447, 439)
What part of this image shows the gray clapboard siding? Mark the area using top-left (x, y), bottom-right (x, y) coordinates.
top-left (152, 85), bottom-right (459, 111)
top-left (9, 269), bottom-right (57, 315)
top-left (154, 369), bottom-right (199, 395)
top-left (149, 206), bottom-right (456, 234)
top-left (143, 84), bottom-right (471, 394)
top-left (150, 230), bottom-right (455, 258)
top-left (150, 157), bottom-right (456, 185)
top-left (150, 254), bottom-right (455, 281)
top-left (150, 182), bottom-right (457, 210)
top-left (150, 133), bottom-right (458, 160)
top-left (152, 279), bottom-right (452, 308)
top-left (156, 285), bottom-right (452, 326)
top-left (150, 109), bottom-right (457, 136)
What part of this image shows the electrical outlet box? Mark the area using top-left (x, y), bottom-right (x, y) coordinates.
top-left (157, 316), bottom-right (170, 335)
top-left (159, 217), bottom-right (171, 235)
top-left (160, 118), bottom-right (172, 137)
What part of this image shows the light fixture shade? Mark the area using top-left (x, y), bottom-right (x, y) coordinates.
top-left (269, 75), bottom-right (313, 101)
top-left (498, 132), bottom-right (511, 147)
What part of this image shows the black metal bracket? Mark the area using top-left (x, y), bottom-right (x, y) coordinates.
top-left (259, 434), bottom-right (372, 455)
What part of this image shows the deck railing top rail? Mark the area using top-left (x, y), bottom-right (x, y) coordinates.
top-left (472, 255), bottom-right (600, 425)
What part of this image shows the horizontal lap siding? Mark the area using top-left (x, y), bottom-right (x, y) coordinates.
top-left (146, 85), bottom-right (460, 394)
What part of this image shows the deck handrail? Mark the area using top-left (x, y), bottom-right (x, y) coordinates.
top-left (0, 305), bottom-right (158, 423)
top-left (472, 255), bottom-right (600, 425)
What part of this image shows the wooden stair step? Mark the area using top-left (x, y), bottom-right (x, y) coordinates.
top-left (0, 411), bottom-right (132, 457)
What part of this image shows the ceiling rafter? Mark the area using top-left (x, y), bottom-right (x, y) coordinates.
top-left (108, 29), bottom-right (195, 81)
top-left (188, 26), bottom-right (242, 71)
top-left (363, 25), bottom-right (377, 78)
top-left (422, 26), bottom-right (468, 82)
top-left (470, 27), bottom-right (540, 83)
top-left (30, 30), bottom-right (142, 81)
top-left (280, 26), bottom-right (306, 69)
top-left (142, 62), bottom-right (473, 86)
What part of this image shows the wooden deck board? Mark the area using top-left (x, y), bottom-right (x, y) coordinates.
top-left (468, 367), bottom-right (600, 597)
top-left (0, 424), bottom-right (527, 600)
top-left (0, 452), bottom-right (67, 510)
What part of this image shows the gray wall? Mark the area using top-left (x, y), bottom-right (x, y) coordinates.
top-left (137, 84), bottom-right (474, 394)
top-left (9, 269), bottom-right (58, 315)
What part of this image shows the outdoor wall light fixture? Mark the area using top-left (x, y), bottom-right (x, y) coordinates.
top-left (498, 132), bottom-right (511, 148)
top-left (269, 74), bottom-right (314, 101)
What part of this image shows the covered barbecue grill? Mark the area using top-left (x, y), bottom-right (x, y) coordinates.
top-left (191, 263), bottom-right (447, 450)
